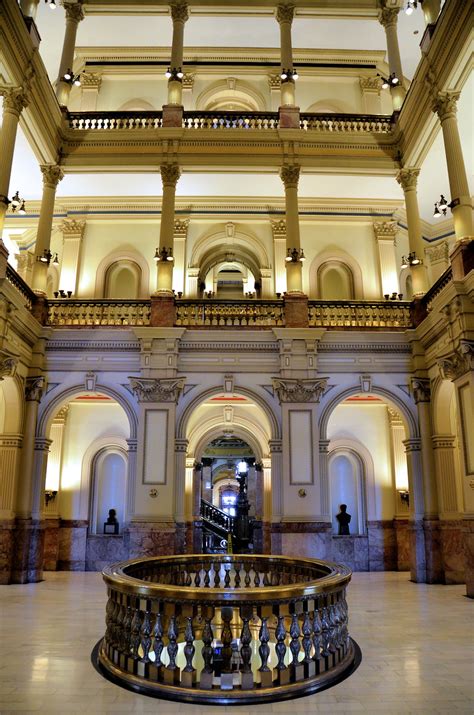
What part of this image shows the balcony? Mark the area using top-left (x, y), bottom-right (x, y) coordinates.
top-left (97, 554), bottom-right (357, 704)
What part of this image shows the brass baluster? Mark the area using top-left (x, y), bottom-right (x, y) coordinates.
top-left (274, 615), bottom-right (289, 685)
top-left (140, 610), bottom-right (152, 664)
top-left (220, 606), bottom-right (234, 690)
top-left (199, 613), bottom-right (214, 689)
top-left (302, 609), bottom-right (315, 677)
top-left (181, 616), bottom-right (196, 686)
top-left (289, 612), bottom-right (304, 681)
top-left (239, 609), bottom-right (253, 689)
top-left (163, 615), bottom-right (180, 685)
top-left (130, 606), bottom-right (142, 658)
top-left (257, 615), bottom-right (272, 687)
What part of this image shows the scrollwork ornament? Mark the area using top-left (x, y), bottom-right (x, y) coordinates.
top-left (160, 163), bottom-right (181, 187)
top-left (438, 341), bottom-right (474, 382)
top-left (128, 377), bottom-right (185, 402)
top-left (280, 164), bottom-right (300, 189)
top-left (272, 377), bottom-right (329, 403)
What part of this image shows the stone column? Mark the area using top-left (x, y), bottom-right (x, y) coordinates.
top-left (269, 439), bottom-right (283, 553)
top-left (276, 4), bottom-right (299, 128)
top-left (422, 0), bottom-right (441, 25)
top-left (396, 168), bottom-right (429, 296)
top-left (378, 5), bottom-right (406, 110)
top-left (373, 221), bottom-right (399, 297)
top-left (432, 92), bottom-right (473, 241)
top-left (59, 219), bottom-right (85, 295)
top-left (268, 74), bottom-right (281, 112)
top-left (19, 0), bottom-right (40, 18)
top-left (0, 87), bottom-right (30, 239)
top-left (172, 218), bottom-right (188, 296)
top-left (280, 165), bottom-right (302, 294)
top-left (260, 269), bottom-right (273, 298)
top-left (31, 165), bottom-right (64, 294)
top-left (56, 1), bottom-right (85, 107)
top-left (163, 2), bottom-right (189, 126)
top-left (186, 267), bottom-right (199, 298)
top-left (271, 219), bottom-right (287, 295)
top-left (79, 72), bottom-right (102, 111)
top-left (359, 76), bottom-right (382, 114)
top-left (403, 437), bottom-right (427, 582)
top-left (154, 164), bottom-right (180, 295)
top-left (432, 435), bottom-right (459, 516)
top-left (15, 251), bottom-right (35, 285)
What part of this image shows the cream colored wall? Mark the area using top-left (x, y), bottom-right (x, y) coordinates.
top-left (59, 401), bottom-right (129, 519)
top-left (327, 403), bottom-right (395, 520)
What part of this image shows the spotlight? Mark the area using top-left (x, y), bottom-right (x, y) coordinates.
top-left (73, 76), bottom-right (82, 87)
top-left (280, 70), bottom-right (288, 80)
top-left (18, 201), bottom-right (26, 215)
top-left (405, 1), bottom-right (418, 15)
top-left (292, 70), bottom-right (299, 80)
top-left (47, 0), bottom-right (57, 8)
top-left (165, 68), bottom-right (172, 79)
top-left (433, 194), bottom-right (453, 217)
top-left (401, 251), bottom-right (422, 268)
top-left (9, 191), bottom-right (27, 214)
top-left (433, 203), bottom-right (441, 218)
top-left (176, 68), bottom-right (184, 79)
top-left (438, 194), bottom-right (448, 211)
top-left (63, 69), bottom-right (73, 81)
top-left (391, 74), bottom-right (399, 85)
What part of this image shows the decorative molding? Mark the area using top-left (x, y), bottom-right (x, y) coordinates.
top-left (373, 220), bottom-right (398, 241)
top-left (224, 374), bottom-right (234, 395)
top-left (271, 219), bottom-right (286, 238)
top-left (272, 377), bottom-right (329, 403)
top-left (128, 377), bottom-right (186, 402)
top-left (359, 76), bottom-right (381, 94)
top-left (174, 218), bottom-right (189, 238)
top-left (84, 371), bottom-right (97, 392)
top-left (280, 164), bottom-right (300, 189)
top-left (25, 376), bottom-right (45, 402)
top-left (160, 163), bottom-right (181, 186)
top-left (180, 341), bottom-right (279, 352)
top-left (0, 353), bottom-right (18, 380)
top-left (60, 219), bottom-right (86, 237)
top-left (40, 165), bottom-right (64, 189)
top-left (359, 374), bottom-right (372, 393)
top-left (396, 168), bottom-right (420, 193)
top-left (268, 74), bottom-right (281, 90)
top-left (411, 377), bottom-right (431, 404)
top-left (403, 437), bottom-right (422, 453)
top-left (182, 73), bottom-right (195, 90)
top-left (175, 438), bottom-right (189, 453)
top-left (80, 72), bottom-right (102, 90)
top-left (46, 340), bottom-right (140, 352)
top-left (425, 241), bottom-right (449, 264)
top-left (318, 342), bottom-right (411, 353)
top-left (438, 342), bottom-right (474, 382)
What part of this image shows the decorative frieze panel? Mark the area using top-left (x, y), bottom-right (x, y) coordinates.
top-left (272, 377), bottom-right (328, 403)
top-left (438, 342), bottom-right (474, 381)
top-left (129, 377), bottom-right (185, 403)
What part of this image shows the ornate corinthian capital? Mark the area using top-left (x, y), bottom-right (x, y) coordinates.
top-left (0, 352), bottom-right (18, 380)
top-left (128, 377), bottom-right (186, 403)
top-left (25, 376), bottom-right (46, 402)
top-left (63, 1), bottom-right (85, 23)
top-left (60, 219), bottom-right (86, 237)
top-left (160, 164), bottom-right (181, 187)
top-left (276, 4), bottom-right (295, 24)
top-left (373, 221), bottom-right (397, 240)
top-left (280, 164), bottom-right (300, 189)
top-left (432, 91), bottom-right (460, 121)
top-left (411, 378), bottom-right (431, 404)
top-left (171, 2), bottom-right (189, 23)
top-left (377, 6), bottom-right (399, 28)
top-left (0, 86), bottom-right (30, 115)
top-left (396, 167), bottom-right (420, 192)
top-left (41, 165), bottom-right (64, 189)
top-left (272, 377), bottom-right (329, 403)
top-left (437, 341), bottom-right (474, 382)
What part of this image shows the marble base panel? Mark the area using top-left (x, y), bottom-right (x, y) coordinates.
top-left (439, 520), bottom-right (465, 584)
top-left (252, 520), bottom-right (263, 554)
top-left (367, 521), bottom-right (397, 571)
top-left (85, 534), bottom-right (128, 572)
top-left (43, 519), bottom-right (60, 571)
top-left (126, 522), bottom-right (180, 558)
top-left (423, 519), bottom-right (444, 584)
top-left (10, 519), bottom-right (46, 583)
top-left (409, 520), bottom-right (426, 583)
top-left (394, 519), bottom-right (410, 571)
top-left (0, 520), bottom-right (15, 584)
top-left (331, 535), bottom-right (369, 571)
top-left (273, 523), bottom-right (332, 560)
top-left (464, 518), bottom-right (474, 598)
top-left (58, 520), bottom-right (88, 571)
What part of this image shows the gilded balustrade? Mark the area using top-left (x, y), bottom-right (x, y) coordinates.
top-left (175, 299), bottom-right (285, 327)
top-left (300, 113), bottom-right (393, 134)
top-left (97, 554), bottom-right (358, 704)
top-left (308, 300), bottom-right (411, 329)
top-left (47, 300), bottom-right (151, 326)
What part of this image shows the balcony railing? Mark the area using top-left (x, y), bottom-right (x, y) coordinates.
top-left (98, 554), bottom-right (356, 704)
top-left (175, 299), bottom-right (285, 327)
top-left (5, 264), bottom-right (36, 310)
top-left (308, 300), bottom-right (412, 329)
top-left (47, 300), bottom-right (151, 326)
top-left (66, 110), bottom-right (393, 134)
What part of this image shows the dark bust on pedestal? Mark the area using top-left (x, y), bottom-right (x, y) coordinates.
top-left (336, 504), bottom-right (351, 536)
top-left (104, 508), bottom-right (119, 535)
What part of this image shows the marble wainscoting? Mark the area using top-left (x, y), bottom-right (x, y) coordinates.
top-left (0, 519), bottom-right (14, 584)
top-left (58, 520), bottom-right (88, 571)
top-left (43, 518), bottom-right (60, 571)
top-left (126, 521), bottom-right (181, 558)
top-left (440, 519), bottom-right (465, 584)
top-left (331, 535), bottom-right (369, 571)
top-left (85, 534), bottom-right (128, 571)
top-left (367, 520), bottom-right (397, 570)
top-left (423, 519), bottom-right (444, 583)
top-left (10, 518), bottom-right (46, 583)
top-left (394, 518), bottom-right (411, 571)
top-left (464, 517), bottom-right (474, 598)
top-left (272, 522), bottom-right (332, 560)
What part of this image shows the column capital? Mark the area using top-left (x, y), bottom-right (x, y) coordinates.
top-left (411, 377), bottom-right (431, 404)
top-left (280, 164), bottom-right (300, 189)
top-left (34, 437), bottom-right (53, 451)
top-left (373, 220), bottom-right (398, 241)
top-left (175, 438), bottom-right (189, 453)
top-left (272, 377), bottom-right (328, 403)
top-left (60, 218), bottom-right (86, 238)
top-left (80, 72), bottom-right (102, 90)
top-left (40, 165), bottom-right (64, 189)
top-left (128, 376), bottom-right (186, 403)
top-left (269, 439), bottom-right (282, 453)
top-left (377, 6), bottom-right (399, 28)
top-left (63, 1), bottom-right (85, 23)
top-left (126, 438), bottom-right (138, 453)
top-left (438, 341), bottom-right (474, 382)
top-left (268, 74), bottom-right (281, 90)
top-left (0, 352), bottom-right (18, 380)
top-left (432, 435), bottom-right (456, 450)
top-left (160, 163), bottom-right (181, 187)
top-left (0, 86), bottom-right (30, 115)
top-left (359, 76), bottom-right (382, 95)
top-left (432, 90), bottom-right (460, 121)
top-left (170, 2), bottom-right (189, 23)
top-left (271, 218), bottom-right (286, 238)
top-left (276, 4), bottom-right (294, 24)
top-left (396, 167), bottom-right (420, 192)
top-left (25, 376), bottom-right (46, 402)
top-left (319, 439), bottom-right (331, 454)
top-left (174, 218), bottom-right (189, 238)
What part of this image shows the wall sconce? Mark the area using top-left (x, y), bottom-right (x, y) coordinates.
top-left (433, 194), bottom-right (459, 218)
top-left (37, 249), bottom-right (59, 266)
top-left (62, 69), bottom-right (82, 86)
top-left (165, 67), bottom-right (184, 80)
top-left (377, 72), bottom-right (400, 89)
top-left (285, 247), bottom-right (306, 263)
top-left (154, 246), bottom-right (174, 262)
top-left (280, 68), bottom-right (299, 81)
top-left (9, 191), bottom-right (27, 214)
top-left (398, 489), bottom-right (409, 507)
top-left (401, 251), bottom-right (422, 269)
top-left (44, 489), bottom-right (58, 506)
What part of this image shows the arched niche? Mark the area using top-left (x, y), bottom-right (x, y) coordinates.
top-left (89, 445), bottom-right (128, 534)
top-left (329, 449), bottom-right (366, 535)
top-left (399, 268), bottom-right (413, 301)
top-left (305, 100), bottom-right (351, 113)
top-left (95, 249), bottom-right (150, 299)
top-left (117, 98), bottom-right (156, 111)
top-left (104, 259), bottom-right (142, 299)
top-left (196, 79), bottom-right (266, 112)
top-left (309, 249), bottom-right (363, 299)
top-left (0, 375), bottom-right (24, 434)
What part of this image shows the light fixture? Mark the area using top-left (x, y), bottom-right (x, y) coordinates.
top-left (154, 246), bottom-right (174, 262)
top-left (401, 251), bottom-right (422, 268)
top-left (398, 489), bottom-right (409, 506)
top-left (405, 0), bottom-right (418, 14)
top-left (433, 203), bottom-right (442, 218)
top-left (46, 0), bottom-right (56, 8)
top-left (37, 249), bottom-right (58, 266)
top-left (9, 191), bottom-right (27, 214)
top-left (53, 290), bottom-right (73, 299)
top-left (62, 69), bottom-right (82, 86)
top-left (165, 67), bottom-right (184, 80)
top-left (165, 68), bottom-right (172, 79)
top-left (433, 194), bottom-right (456, 218)
top-left (378, 72), bottom-right (400, 89)
top-left (285, 247), bottom-right (306, 263)
top-left (44, 490), bottom-right (58, 505)
top-left (280, 68), bottom-right (299, 82)
top-left (236, 460), bottom-right (248, 474)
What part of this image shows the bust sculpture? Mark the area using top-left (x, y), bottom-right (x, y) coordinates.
top-left (336, 504), bottom-right (351, 536)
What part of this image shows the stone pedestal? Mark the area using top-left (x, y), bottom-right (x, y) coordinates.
top-left (367, 520), bottom-right (397, 570)
top-left (274, 521), bottom-right (332, 560)
top-left (464, 518), bottom-right (474, 598)
top-left (43, 518), bottom-right (60, 571)
top-left (450, 238), bottom-right (474, 280)
top-left (422, 519), bottom-right (444, 583)
top-left (283, 294), bottom-right (308, 327)
top-left (279, 106), bottom-right (300, 129)
top-left (150, 296), bottom-right (176, 327)
top-left (162, 104), bottom-right (183, 128)
top-left (439, 519), bottom-right (465, 584)
top-left (0, 520), bottom-right (15, 584)
top-left (126, 522), bottom-right (178, 558)
top-left (394, 518), bottom-right (410, 571)
top-left (11, 518), bottom-right (45, 583)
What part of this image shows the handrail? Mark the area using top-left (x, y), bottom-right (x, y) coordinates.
top-left (308, 299), bottom-right (412, 328)
top-left (175, 298), bottom-right (284, 327)
top-left (68, 111), bottom-right (163, 130)
top-left (47, 299), bottom-right (151, 326)
top-left (300, 112), bottom-right (393, 133)
top-left (5, 264), bottom-right (36, 309)
top-left (201, 498), bottom-right (234, 533)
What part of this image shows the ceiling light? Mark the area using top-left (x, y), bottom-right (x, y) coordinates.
top-left (280, 70), bottom-right (288, 80)
top-left (47, 0), bottom-right (56, 7)
top-left (176, 68), bottom-right (184, 79)
top-left (10, 190), bottom-right (21, 208)
top-left (292, 70), bottom-right (299, 80)
top-left (63, 69), bottom-right (73, 81)
top-left (73, 76), bottom-right (81, 87)
top-left (391, 75), bottom-right (399, 85)
top-left (165, 68), bottom-right (172, 79)
top-left (405, 1), bottom-right (414, 15)
top-left (438, 194), bottom-right (448, 210)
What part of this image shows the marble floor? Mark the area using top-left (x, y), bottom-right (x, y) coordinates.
top-left (0, 572), bottom-right (472, 715)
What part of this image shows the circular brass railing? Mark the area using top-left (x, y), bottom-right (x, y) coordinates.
top-left (96, 554), bottom-right (359, 704)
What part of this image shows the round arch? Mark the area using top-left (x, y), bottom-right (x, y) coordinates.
top-left (118, 98), bottom-right (156, 111)
top-left (309, 248), bottom-right (364, 299)
top-left (80, 436), bottom-right (129, 525)
top-left (177, 385), bottom-right (281, 442)
top-left (198, 248), bottom-right (262, 290)
top-left (319, 385), bottom-right (418, 440)
top-left (190, 226), bottom-right (270, 272)
top-left (192, 424), bottom-right (265, 463)
top-left (0, 374), bottom-right (24, 433)
top-left (328, 437), bottom-right (376, 521)
top-left (305, 99), bottom-right (352, 113)
top-left (196, 79), bottom-right (266, 112)
top-left (37, 383), bottom-right (138, 442)
top-left (95, 249), bottom-right (150, 299)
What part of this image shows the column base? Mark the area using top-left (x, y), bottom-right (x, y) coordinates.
top-left (43, 517), bottom-right (60, 571)
top-left (271, 522), bottom-right (332, 560)
top-left (150, 295), bottom-right (176, 327)
top-left (162, 104), bottom-right (184, 128)
top-left (283, 293), bottom-right (308, 327)
top-left (367, 520), bottom-right (397, 571)
top-left (279, 105), bottom-right (300, 129)
top-left (439, 519), bottom-right (465, 584)
top-left (126, 521), bottom-right (180, 558)
top-left (394, 518), bottom-right (411, 571)
top-left (422, 518), bottom-right (444, 583)
top-left (450, 237), bottom-right (474, 280)
top-left (10, 518), bottom-right (46, 584)
top-left (0, 520), bottom-right (15, 584)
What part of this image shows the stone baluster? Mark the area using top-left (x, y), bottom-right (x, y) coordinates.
top-left (199, 614), bottom-right (214, 689)
top-left (239, 610), bottom-right (254, 689)
top-left (181, 616), bottom-right (196, 686)
top-left (289, 612), bottom-right (304, 680)
top-left (140, 610), bottom-right (152, 664)
top-left (0, 87), bottom-right (30, 239)
top-left (164, 615), bottom-right (180, 684)
top-left (257, 614), bottom-right (272, 687)
top-left (56, 2), bottom-right (85, 107)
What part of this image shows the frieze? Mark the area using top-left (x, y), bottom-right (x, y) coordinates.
top-left (46, 340), bottom-right (140, 351)
top-left (180, 341), bottom-right (279, 352)
top-left (318, 342), bottom-right (411, 353)
top-left (438, 341), bottom-right (474, 381)
top-left (272, 377), bottom-right (329, 403)
top-left (128, 377), bottom-right (186, 403)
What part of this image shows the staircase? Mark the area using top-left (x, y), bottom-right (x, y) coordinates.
top-left (200, 499), bottom-right (234, 553)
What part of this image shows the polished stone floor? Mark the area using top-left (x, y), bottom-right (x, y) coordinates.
top-left (0, 572), bottom-right (472, 715)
